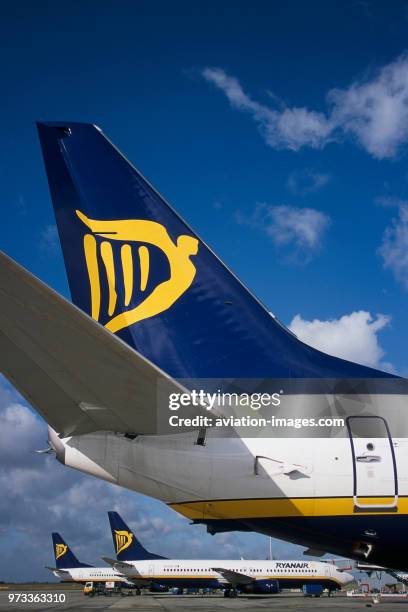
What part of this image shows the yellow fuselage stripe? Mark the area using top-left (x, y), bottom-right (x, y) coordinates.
top-left (128, 574), bottom-right (340, 585)
top-left (169, 496), bottom-right (403, 520)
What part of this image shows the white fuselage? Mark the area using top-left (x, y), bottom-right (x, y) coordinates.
top-left (115, 558), bottom-right (353, 589)
top-left (56, 427), bottom-right (406, 512)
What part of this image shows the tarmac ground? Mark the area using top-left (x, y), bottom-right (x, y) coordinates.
top-left (0, 591), bottom-right (408, 612)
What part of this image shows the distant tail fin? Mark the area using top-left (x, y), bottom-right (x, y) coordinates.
top-left (52, 533), bottom-right (91, 569)
top-left (108, 511), bottom-right (166, 562)
top-left (37, 121), bottom-right (391, 381)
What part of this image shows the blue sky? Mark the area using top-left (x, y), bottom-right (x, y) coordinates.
top-left (1, 0), bottom-right (408, 580)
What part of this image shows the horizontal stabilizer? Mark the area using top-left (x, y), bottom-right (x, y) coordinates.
top-left (45, 566), bottom-right (70, 575)
top-left (101, 557), bottom-right (133, 568)
top-left (0, 251), bottom-right (188, 437)
top-left (355, 562), bottom-right (385, 571)
top-left (101, 557), bottom-right (141, 576)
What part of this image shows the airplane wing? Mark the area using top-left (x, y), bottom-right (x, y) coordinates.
top-left (211, 567), bottom-right (253, 586)
top-left (0, 251), bottom-right (190, 437)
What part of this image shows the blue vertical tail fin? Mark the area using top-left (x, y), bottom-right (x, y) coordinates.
top-left (37, 121), bottom-right (391, 381)
top-left (108, 511), bottom-right (166, 561)
top-left (52, 533), bottom-right (91, 569)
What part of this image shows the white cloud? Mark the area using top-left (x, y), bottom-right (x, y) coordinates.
top-left (270, 106), bottom-right (332, 150)
top-left (203, 55), bottom-right (408, 159)
top-left (236, 203), bottom-right (330, 263)
top-left (265, 206), bottom-right (329, 249)
top-left (202, 68), bottom-right (265, 116)
top-left (287, 169), bottom-right (331, 195)
top-left (202, 67), bottom-right (332, 152)
top-left (379, 203), bottom-right (408, 289)
top-left (0, 402), bottom-right (44, 467)
top-left (329, 56), bottom-right (408, 158)
top-left (289, 311), bottom-right (391, 370)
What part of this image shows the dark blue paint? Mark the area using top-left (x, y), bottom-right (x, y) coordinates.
top-left (108, 511), bottom-right (166, 562)
top-left (37, 122), bottom-right (396, 382)
top-left (52, 532), bottom-right (91, 569)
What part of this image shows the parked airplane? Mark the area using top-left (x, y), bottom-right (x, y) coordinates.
top-left (105, 511), bottom-right (353, 596)
top-left (1, 122), bottom-right (407, 570)
top-left (46, 532), bottom-right (135, 587)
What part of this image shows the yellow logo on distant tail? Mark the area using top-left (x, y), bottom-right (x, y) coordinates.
top-left (114, 530), bottom-right (133, 555)
top-left (55, 544), bottom-right (68, 560)
top-left (76, 210), bottom-right (199, 334)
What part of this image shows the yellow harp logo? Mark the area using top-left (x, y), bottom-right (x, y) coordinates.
top-left (114, 530), bottom-right (133, 555)
top-left (55, 544), bottom-right (68, 560)
top-left (76, 210), bottom-right (199, 334)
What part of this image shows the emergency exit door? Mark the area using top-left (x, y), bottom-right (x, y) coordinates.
top-left (347, 416), bottom-right (398, 511)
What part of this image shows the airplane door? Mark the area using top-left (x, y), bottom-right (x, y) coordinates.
top-left (347, 416), bottom-right (398, 511)
top-left (148, 564), bottom-right (155, 577)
